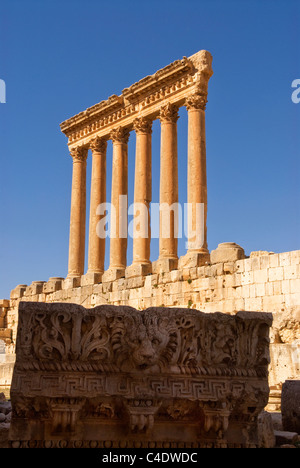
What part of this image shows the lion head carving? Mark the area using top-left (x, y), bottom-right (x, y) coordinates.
top-left (110, 311), bottom-right (178, 372)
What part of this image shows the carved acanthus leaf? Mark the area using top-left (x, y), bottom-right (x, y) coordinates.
top-left (133, 117), bottom-right (152, 134)
top-left (159, 102), bottom-right (179, 123)
top-left (16, 304), bottom-right (272, 377)
top-left (89, 136), bottom-right (107, 153)
top-left (110, 126), bottom-right (130, 144)
top-left (70, 145), bottom-right (88, 162)
top-left (185, 93), bottom-right (207, 111)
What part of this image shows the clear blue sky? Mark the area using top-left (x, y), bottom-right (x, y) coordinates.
top-left (0, 0), bottom-right (299, 299)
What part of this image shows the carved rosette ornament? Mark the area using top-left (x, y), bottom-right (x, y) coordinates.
top-left (110, 126), bottom-right (130, 144)
top-left (70, 145), bottom-right (88, 163)
top-left (159, 102), bottom-right (179, 123)
top-left (185, 93), bottom-right (207, 111)
top-left (133, 117), bottom-right (152, 134)
top-left (89, 136), bottom-right (107, 153)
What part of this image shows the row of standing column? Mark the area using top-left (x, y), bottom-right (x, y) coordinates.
top-left (67, 95), bottom-right (208, 280)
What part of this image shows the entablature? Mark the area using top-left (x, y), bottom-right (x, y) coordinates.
top-left (60, 50), bottom-right (213, 151)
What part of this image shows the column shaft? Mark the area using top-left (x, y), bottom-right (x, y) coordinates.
top-left (68, 146), bottom-right (88, 278)
top-left (87, 137), bottom-right (107, 277)
top-left (126, 118), bottom-right (152, 278)
top-left (178, 93), bottom-right (210, 269)
top-left (159, 103), bottom-right (179, 259)
top-left (132, 118), bottom-right (152, 265)
top-left (103, 127), bottom-right (129, 281)
top-left (153, 103), bottom-right (179, 273)
top-left (186, 94), bottom-right (208, 253)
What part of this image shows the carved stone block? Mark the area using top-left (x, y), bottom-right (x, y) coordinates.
top-left (24, 281), bottom-right (45, 297)
top-left (43, 277), bottom-right (64, 294)
top-left (9, 302), bottom-right (272, 448)
top-left (210, 242), bottom-right (245, 264)
top-left (125, 263), bottom-right (152, 279)
top-left (281, 380), bottom-right (300, 433)
top-left (152, 258), bottom-right (178, 274)
top-left (10, 285), bottom-right (27, 300)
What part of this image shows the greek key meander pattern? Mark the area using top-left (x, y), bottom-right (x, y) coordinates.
top-left (12, 371), bottom-right (264, 400)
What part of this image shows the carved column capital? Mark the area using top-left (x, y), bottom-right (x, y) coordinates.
top-left (133, 117), bottom-right (152, 134)
top-left (70, 145), bottom-right (88, 163)
top-left (185, 93), bottom-right (207, 111)
top-left (110, 126), bottom-right (130, 144)
top-left (89, 136), bottom-right (107, 153)
top-left (159, 102), bottom-right (179, 123)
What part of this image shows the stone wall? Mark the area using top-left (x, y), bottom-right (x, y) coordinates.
top-left (1, 245), bottom-right (300, 407)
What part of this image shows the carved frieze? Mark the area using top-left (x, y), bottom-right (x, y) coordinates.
top-left (13, 303), bottom-right (271, 376)
top-left (60, 50), bottom-right (213, 147)
top-left (9, 302), bottom-right (272, 448)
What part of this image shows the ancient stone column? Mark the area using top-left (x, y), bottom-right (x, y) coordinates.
top-left (102, 127), bottom-right (129, 282)
top-left (153, 103), bottom-right (179, 274)
top-left (179, 93), bottom-right (210, 269)
top-left (67, 145), bottom-right (88, 280)
top-left (84, 137), bottom-right (107, 284)
top-left (126, 118), bottom-right (152, 278)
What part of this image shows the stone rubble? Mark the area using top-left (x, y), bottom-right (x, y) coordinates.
top-left (0, 393), bottom-right (11, 448)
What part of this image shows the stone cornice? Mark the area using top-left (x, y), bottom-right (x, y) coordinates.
top-left (60, 50), bottom-right (213, 149)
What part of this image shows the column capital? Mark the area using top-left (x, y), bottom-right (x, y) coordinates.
top-left (89, 136), bottom-right (107, 153)
top-left (185, 93), bottom-right (207, 111)
top-left (159, 102), bottom-right (179, 123)
top-left (110, 126), bottom-right (130, 144)
top-left (70, 145), bottom-right (88, 163)
top-left (133, 117), bottom-right (152, 134)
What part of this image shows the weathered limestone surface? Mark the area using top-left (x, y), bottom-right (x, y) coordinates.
top-left (129, 117), bottom-right (152, 273)
top-left (9, 302), bottom-right (272, 448)
top-left (257, 411), bottom-right (276, 448)
top-left (103, 127), bottom-right (129, 280)
top-left (67, 147), bottom-right (88, 278)
top-left (210, 242), bottom-right (245, 264)
top-left (86, 137), bottom-right (107, 281)
top-left (281, 380), bottom-right (300, 433)
top-left (0, 394), bottom-right (11, 449)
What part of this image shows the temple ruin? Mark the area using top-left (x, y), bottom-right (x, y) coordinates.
top-left (0, 50), bottom-right (299, 417)
top-left (61, 50), bottom-right (213, 284)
